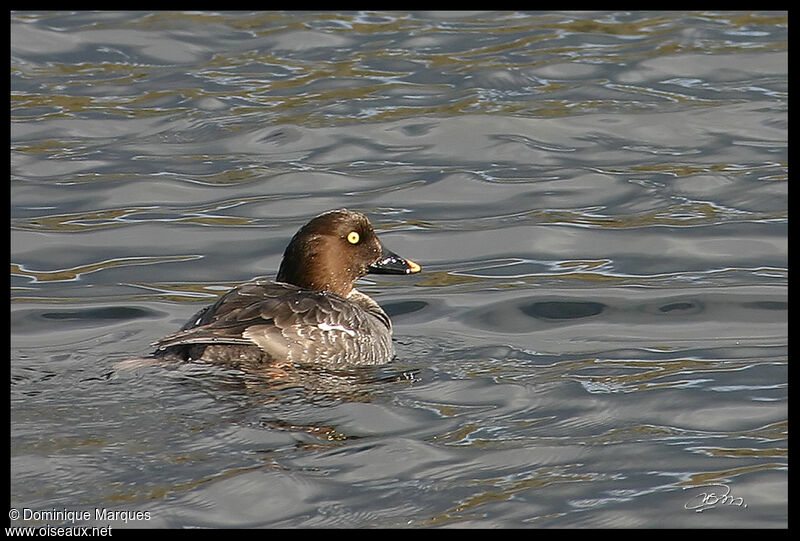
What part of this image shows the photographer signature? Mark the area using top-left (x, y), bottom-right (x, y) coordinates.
top-left (684, 483), bottom-right (747, 513)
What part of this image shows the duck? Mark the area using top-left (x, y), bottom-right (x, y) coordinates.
top-left (152, 209), bottom-right (421, 368)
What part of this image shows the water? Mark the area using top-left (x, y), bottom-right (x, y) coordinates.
top-left (10, 11), bottom-right (787, 528)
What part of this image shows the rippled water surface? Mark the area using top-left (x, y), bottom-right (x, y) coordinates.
top-left (11, 11), bottom-right (787, 528)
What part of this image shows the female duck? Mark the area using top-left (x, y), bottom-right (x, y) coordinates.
top-left (153, 209), bottom-right (421, 367)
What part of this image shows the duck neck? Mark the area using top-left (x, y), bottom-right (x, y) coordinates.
top-left (277, 242), bottom-right (358, 298)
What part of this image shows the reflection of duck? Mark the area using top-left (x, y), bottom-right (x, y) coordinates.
top-left (153, 210), bottom-right (421, 368)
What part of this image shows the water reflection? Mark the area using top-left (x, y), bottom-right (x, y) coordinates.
top-left (11, 10), bottom-right (787, 528)
top-left (114, 353), bottom-right (421, 406)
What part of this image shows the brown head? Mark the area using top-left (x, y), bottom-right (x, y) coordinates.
top-left (276, 209), bottom-right (420, 297)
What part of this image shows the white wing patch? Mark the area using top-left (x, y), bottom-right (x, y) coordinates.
top-left (317, 322), bottom-right (356, 337)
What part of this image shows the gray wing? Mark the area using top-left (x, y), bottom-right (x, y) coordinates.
top-left (154, 281), bottom-right (393, 365)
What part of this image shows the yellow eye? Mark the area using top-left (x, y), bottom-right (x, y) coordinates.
top-left (347, 231), bottom-right (360, 244)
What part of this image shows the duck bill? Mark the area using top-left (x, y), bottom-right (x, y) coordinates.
top-left (368, 245), bottom-right (421, 275)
